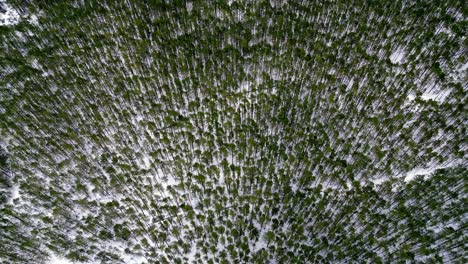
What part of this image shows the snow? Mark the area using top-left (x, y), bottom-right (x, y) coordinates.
top-left (270, 68), bottom-right (281, 81)
top-left (0, 1), bottom-right (40, 26)
top-left (404, 167), bottom-right (434, 182)
top-left (406, 93), bottom-right (416, 103)
top-left (252, 222), bottom-right (272, 252)
top-left (406, 89), bottom-right (451, 105)
top-left (48, 251), bottom-right (145, 264)
top-left (420, 90), bottom-right (451, 102)
top-left (140, 154), bottom-right (152, 169)
top-left (0, 2), bottom-right (20, 26)
top-left (371, 160), bottom-right (461, 186)
top-left (8, 184), bottom-right (21, 204)
top-left (239, 81), bottom-right (251, 93)
top-left (9, 184), bottom-right (20, 202)
top-left (460, 62), bottom-right (468, 72)
top-left (108, 241), bottom-right (148, 264)
top-left (450, 61), bottom-right (468, 83)
top-left (29, 14), bottom-right (39, 25)
top-left (185, 243), bottom-right (198, 263)
top-left (404, 163), bottom-right (455, 182)
top-left (120, 254), bottom-right (147, 264)
top-left (253, 237), bottom-right (268, 252)
top-left (389, 48), bottom-right (406, 64)
top-left (346, 79), bottom-right (354, 90)
top-left (435, 25), bottom-right (455, 37)
top-left (447, 8), bottom-right (464, 21)
top-left (371, 177), bottom-right (387, 185)
top-left (47, 253), bottom-right (75, 264)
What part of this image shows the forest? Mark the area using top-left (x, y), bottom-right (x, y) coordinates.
top-left (0, 0), bottom-right (466, 263)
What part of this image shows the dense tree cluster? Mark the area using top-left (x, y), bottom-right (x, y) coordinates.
top-left (0, 0), bottom-right (466, 263)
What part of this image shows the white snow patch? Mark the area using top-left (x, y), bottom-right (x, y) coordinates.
top-left (29, 13), bottom-right (39, 25)
top-left (346, 79), bottom-right (354, 90)
top-left (270, 68), bottom-right (282, 81)
top-left (47, 253), bottom-right (75, 264)
top-left (404, 167), bottom-right (434, 182)
top-left (165, 173), bottom-right (178, 186)
top-left (405, 89), bottom-right (451, 105)
top-left (0, 2), bottom-right (20, 26)
top-left (404, 163), bottom-right (456, 182)
top-left (372, 161), bottom-right (461, 186)
top-left (429, 222), bottom-right (461, 234)
top-left (371, 177), bottom-right (387, 185)
top-left (447, 8), bottom-right (464, 21)
top-left (253, 238), bottom-right (268, 252)
top-left (435, 25), bottom-right (455, 37)
top-left (108, 241), bottom-right (148, 264)
top-left (186, 243), bottom-right (198, 263)
top-left (389, 48), bottom-right (406, 64)
top-left (420, 89), bottom-right (451, 103)
top-left (403, 94), bottom-right (417, 109)
top-left (239, 81), bottom-right (251, 93)
top-left (328, 68), bottom-right (336, 75)
top-left (120, 253), bottom-right (147, 264)
top-left (252, 222), bottom-right (272, 252)
top-left (9, 184), bottom-right (20, 202)
top-left (142, 154), bottom-right (152, 169)
top-left (460, 62), bottom-right (468, 71)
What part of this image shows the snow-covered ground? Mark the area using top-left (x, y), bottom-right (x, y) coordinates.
top-left (404, 162), bottom-right (460, 182)
top-left (47, 244), bottom-right (148, 264)
top-left (8, 184), bottom-right (20, 203)
top-left (0, 1), bottom-right (20, 26)
top-left (47, 253), bottom-right (75, 264)
top-left (372, 161), bottom-right (462, 188)
top-left (389, 47), bottom-right (406, 65)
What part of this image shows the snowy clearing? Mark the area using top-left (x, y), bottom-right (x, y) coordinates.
top-left (47, 253), bottom-right (75, 264)
top-left (389, 47), bottom-right (406, 64)
top-left (0, 2), bottom-right (20, 26)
